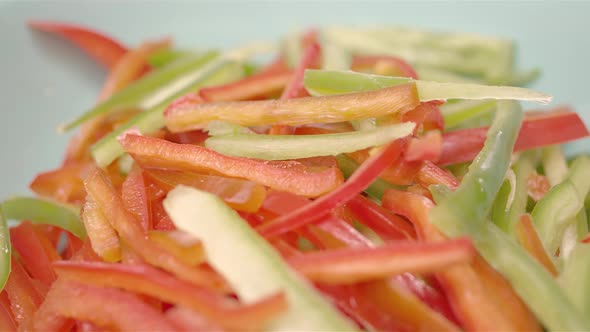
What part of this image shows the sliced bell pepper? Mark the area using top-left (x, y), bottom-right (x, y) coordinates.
top-left (303, 69), bottom-right (551, 103)
top-left (531, 156), bottom-right (590, 255)
top-left (165, 306), bottom-right (223, 331)
top-left (81, 197), bottom-right (121, 262)
top-left (515, 214), bottom-right (558, 276)
top-left (382, 189), bottom-right (541, 331)
top-left (269, 41), bottom-right (322, 135)
top-left (0, 210), bottom-right (9, 292)
top-left (29, 21), bottom-right (128, 70)
top-left (29, 163), bottom-right (89, 204)
top-left (416, 161), bottom-right (459, 189)
top-left (289, 237), bottom-right (474, 284)
top-left (2, 196), bottom-right (86, 239)
top-left (54, 261), bottom-right (286, 331)
top-left (200, 59), bottom-right (292, 102)
top-left (5, 257), bottom-right (43, 329)
top-left (164, 82), bottom-right (419, 131)
top-left (91, 60), bottom-right (245, 167)
top-left (405, 130), bottom-right (442, 163)
top-left (440, 109), bottom-right (589, 165)
top-left (205, 122), bottom-right (415, 160)
top-left (346, 195), bottom-right (416, 241)
top-left (98, 37), bottom-right (172, 101)
top-left (119, 133), bottom-right (343, 198)
top-left (83, 167), bottom-right (227, 290)
top-left (257, 138), bottom-right (407, 238)
top-left (145, 169), bottom-right (266, 213)
top-left (351, 55), bottom-right (419, 79)
top-left (9, 222), bottom-right (59, 287)
top-left (148, 230), bottom-right (204, 266)
top-left (558, 243), bottom-right (590, 316)
top-left (41, 280), bottom-right (177, 330)
top-left (164, 185), bottom-right (358, 331)
top-left (121, 167), bottom-right (151, 231)
top-left (61, 51), bottom-right (218, 131)
top-left (335, 155), bottom-right (401, 200)
top-left (0, 296), bottom-right (16, 332)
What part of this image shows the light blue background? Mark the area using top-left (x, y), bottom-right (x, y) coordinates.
top-left (1, 1), bottom-right (589, 199)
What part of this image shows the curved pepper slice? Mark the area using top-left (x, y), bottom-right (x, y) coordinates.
top-left (119, 133), bottom-right (343, 198)
top-left (29, 21), bottom-right (128, 70)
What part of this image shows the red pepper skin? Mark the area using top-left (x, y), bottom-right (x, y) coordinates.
top-left (257, 138), bottom-right (407, 238)
top-left (28, 21), bottom-right (128, 70)
top-left (347, 195), bottom-right (416, 241)
top-left (439, 109), bottom-right (589, 165)
top-left (118, 133), bottom-right (344, 198)
top-left (352, 55), bottom-right (419, 79)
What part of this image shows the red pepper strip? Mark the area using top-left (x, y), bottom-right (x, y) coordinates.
top-left (405, 130), bottom-right (442, 163)
top-left (416, 161), bottom-right (460, 190)
top-left (148, 230), bottom-right (205, 266)
top-left (28, 21), bottom-right (128, 70)
top-left (290, 237), bottom-right (474, 284)
top-left (515, 214), bottom-right (558, 276)
top-left (98, 37), bottom-right (171, 101)
top-left (0, 291), bottom-right (16, 332)
top-left (42, 280), bottom-right (177, 330)
top-left (122, 167), bottom-right (152, 231)
top-left (145, 169), bottom-right (266, 213)
top-left (347, 195), bottom-right (415, 240)
top-left (165, 306), bottom-right (224, 332)
top-left (9, 222), bottom-right (60, 287)
top-left (5, 257), bottom-right (43, 329)
top-left (269, 41), bottom-right (322, 135)
top-left (308, 219), bottom-right (459, 331)
top-left (382, 189), bottom-right (542, 331)
top-left (84, 167), bottom-right (228, 290)
top-left (527, 172), bottom-right (551, 202)
top-left (439, 109), bottom-right (589, 165)
top-left (29, 163), bottom-right (90, 205)
top-left (352, 55), bottom-right (419, 79)
top-left (257, 138), bottom-right (407, 238)
top-left (200, 68), bottom-right (293, 102)
top-left (119, 133), bottom-right (343, 197)
top-left (54, 261), bottom-right (287, 331)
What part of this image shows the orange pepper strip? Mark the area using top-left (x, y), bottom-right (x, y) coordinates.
top-left (164, 82), bottom-right (419, 131)
top-left (83, 166), bottom-right (228, 290)
top-left (165, 306), bottom-right (224, 331)
top-left (122, 167), bottom-right (152, 231)
top-left (119, 133), bottom-right (343, 198)
top-left (289, 238), bottom-right (475, 284)
top-left (200, 68), bottom-right (293, 102)
top-left (515, 214), bottom-right (558, 276)
top-left (81, 197), bottom-right (122, 262)
top-left (5, 257), bottom-right (44, 330)
top-left (144, 169), bottom-right (266, 213)
top-left (54, 261), bottom-right (287, 331)
top-left (382, 189), bottom-right (541, 331)
top-left (148, 230), bottom-right (205, 266)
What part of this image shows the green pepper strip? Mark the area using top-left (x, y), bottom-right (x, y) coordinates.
top-left (205, 122), bottom-right (415, 161)
top-left (430, 100), bottom-right (590, 331)
top-left (0, 208), bottom-right (10, 291)
top-left (441, 100), bottom-right (496, 129)
top-left (558, 243), bottom-right (590, 316)
top-left (491, 151), bottom-right (536, 235)
top-left (336, 155), bottom-right (403, 201)
top-left (61, 52), bottom-right (219, 132)
top-left (531, 156), bottom-right (590, 255)
top-left (303, 70), bottom-right (551, 104)
top-left (91, 60), bottom-right (244, 168)
top-left (2, 197), bottom-right (85, 239)
top-left (148, 49), bottom-right (194, 68)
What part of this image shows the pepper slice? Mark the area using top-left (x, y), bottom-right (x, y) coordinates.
top-left (29, 21), bottom-right (128, 70)
top-left (257, 138), bottom-right (406, 238)
top-left (0, 210), bottom-right (9, 292)
top-left (289, 238), bottom-right (474, 284)
top-left (54, 261), bottom-right (287, 331)
top-left (119, 133), bottom-right (343, 198)
top-left (165, 82), bottom-right (419, 131)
